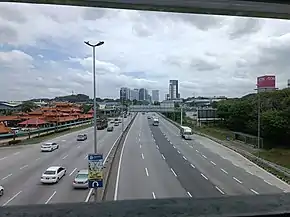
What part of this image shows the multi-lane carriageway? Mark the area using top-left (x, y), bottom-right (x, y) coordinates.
top-left (1, 112), bottom-right (290, 206)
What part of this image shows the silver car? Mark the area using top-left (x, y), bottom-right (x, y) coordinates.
top-left (72, 169), bottom-right (88, 189)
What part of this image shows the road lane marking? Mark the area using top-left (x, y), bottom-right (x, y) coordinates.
top-left (140, 144), bottom-right (142, 148)
top-left (0, 157), bottom-right (7, 161)
top-left (189, 146), bottom-right (193, 148)
top-left (35, 157), bottom-right (40, 161)
top-left (233, 177), bottom-right (242, 184)
top-left (61, 140), bottom-right (66, 142)
top-left (145, 168), bottom-right (149, 176)
top-left (45, 191), bottom-right (56, 204)
top-left (20, 165), bottom-right (28, 170)
top-left (247, 171), bottom-right (253, 175)
top-left (187, 192), bottom-right (192, 197)
top-left (114, 125), bottom-right (132, 201)
top-left (215, 186), bottom-right (225, 194)
top-left (183, 156), bottom-right (187, 161)
top-left (152, 192), bottom-right (156, 199)
top-left (177, 150), bottom-right (181, 154)
top-left (2, 173), bottom-right (12, 180)
top-left (221, 168), bottom-right (228, 174)
top-left (202, 154), bottom-right (207, 159)
top-left (161, 154), bottom-right (165, 160)
top-left (250, 189), bottom-right (259, 195)
top-left (170, 168), bottom-right (177, 177)
top-left (264, 179), bottom-right (272, 185)
top-left (156, 145), bottom-right (159, 149)
top-left (84, 155), bottom-right (87, 159)
top-left (196, 150), bottom-right (199, 153)
top-left (13, 152), bottom-right (20, 156)
top-left (210, 161), bottom-right (216, 166)
top-left (2, 191), bottom-right (22, 206)
top-left (201, 173), bottom-right (208, 180)
top-left (190, 164), bottom-right (195, 168)
top-left (173, 145), bottom-right (176, 149)
top-left (141, 153), bottom-right (144, 159)
top-left (62, 154), bottom-right (68, 159)
top-left (69, 168), bottom-right (77, 176)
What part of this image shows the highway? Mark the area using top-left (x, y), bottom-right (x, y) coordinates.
top-left (0, 116), bottom-right (131, 206)
top-left (115, 112), bottom-right (290, 201)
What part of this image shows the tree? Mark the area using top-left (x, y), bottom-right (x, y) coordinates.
top-left (21, 101), bottom-right (37, 113)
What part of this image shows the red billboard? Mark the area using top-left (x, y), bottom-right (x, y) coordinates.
top-left (257, 75), bottom-right (276, 89)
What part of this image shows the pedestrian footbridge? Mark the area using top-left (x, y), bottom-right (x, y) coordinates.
top-left (128, 105), bottom-right (175, 112)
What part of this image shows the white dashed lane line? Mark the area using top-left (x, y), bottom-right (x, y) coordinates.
top-left (250, 189), bottom-right (259, 195)
top-left (220, 168), bottom-right (228, 174)
top-left (20, 165), bottom-right (28, 170)
top-left (69, 168), bottom-right (77, 176)
top-left (187, 192), bottom-right (192, 197)
top-left (201, 154), bottom-right (207, 159)
top-left (183, 156), bottom-right (187, 161)
top-left (62, 154), bottom-right (68, 160)
top-left (2, 191), bottom-right (22, 206)
top-left (170, 168), bottom-right (177, 177)
top-left (177, 150), bottom-right (181, 154)
top-left (190, 164), bottom-right (195, 169)
top-left (152, 192), bottom-right (156, 199)
top-left (201, 173), bottom-right (208, 180)
top-left (141, 153), bottom-right (144, 159)
top-left (195, 150), bottom-right (199, 153)
top-left (215, 186), bottom-right (225, 195)
top-left (161, 154), bottom-right (165, 160)
top-left (264, 179), bottom-right (272, 185)
top-left (233, 177), bottom-right (243, 184)
top-left (45, 191), bottom-right (56, 204)
top-left (13, 152), bottom-right (20, 156)
top-left (145, 168), bottom-right (149, 177)
top-left (210, 161), bottom-right (216, 166)
top-left (0, 157), bottom-right (7, 161)
top-left (2, 173), bottom-right (12, 180)
top-left (35, 157), bottom-right (41, 161)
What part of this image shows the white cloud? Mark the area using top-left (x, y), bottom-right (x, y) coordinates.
top-left (0, 2), bottom-right (290, 101)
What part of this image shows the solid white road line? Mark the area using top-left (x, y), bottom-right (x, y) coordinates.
top-left (170, 168), bottom-right (177, 177)
top-left (152, 192), bottom-right (156, 199)
top-left (215, 186), bottom-right (225, 194)
top-left (145, 168), bottom-right (149, 176)
top-left (114, 124), bottom-right (133, 201)
top-left (2, 191), bottom-right (22, 206)
top-left (45, 191), bottom-right (56, 204)
top-left (69, 168), bottom-right (77, 176)
top-left (2, 173), bottom-right (12, 180)
top-left (20, 165), bottom-right (28, 170)
top-left (187, 192), bottom-right (192, 197)
top-left (201, 173), bottom-right (208, 180)
top-left (250, 189), bottom-right (259, 195)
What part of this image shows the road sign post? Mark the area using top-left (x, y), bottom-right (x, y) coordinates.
top-left (88, 153), bottom-right (103, 201)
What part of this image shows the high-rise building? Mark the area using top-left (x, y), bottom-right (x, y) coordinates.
top-left (152, 90), bottom-right (160, 102)
top-left (165, 94), bottom-right (169, 100)
top-left (130, 89), bottom-right (139, 101)
top-left (169, 80), bottom-right (179, 99)
top-left (120, 87), bottom-right (130, 101)
top-left (288, 79), bottom-right (290, 88)
top-left (139, 88), bottom-right (148, 101)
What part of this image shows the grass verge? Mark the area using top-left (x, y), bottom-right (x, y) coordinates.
top-left (256, 149), bottom-right (290, 170)
top-left (18, 123), bottom-right (93, 145)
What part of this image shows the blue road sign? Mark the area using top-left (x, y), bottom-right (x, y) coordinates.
top-left (88, 153), bottom-right (103, 189)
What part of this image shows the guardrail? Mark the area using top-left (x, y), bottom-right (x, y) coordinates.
top-left (0, 119), bottom-right (93, 141)
top-left (158, 113), bottom-right (290, 184)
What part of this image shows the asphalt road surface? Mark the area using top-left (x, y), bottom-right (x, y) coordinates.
top-left (156, 113), bottom-right (290, 195)
top-left (0, 116), bottom-right (132, 206)
top-left (115, 112), bottom-right (290, 201)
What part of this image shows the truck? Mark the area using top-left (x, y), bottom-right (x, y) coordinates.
top-left (96, 117), bottom-right (108, 130)
top-left (180, 126), bottom-right (193, 140)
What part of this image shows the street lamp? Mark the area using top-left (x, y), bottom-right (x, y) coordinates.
top-left (84, 40), bottom-right (104, 202)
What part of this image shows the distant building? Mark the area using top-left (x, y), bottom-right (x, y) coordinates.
top-left (139, 88), bottom-right (148, 101)
top-left (169, 80), bottom-right (179, 100)
top-left (152, 90), bottom-right (160, 102)
top-left (130, 89), bottom-right (139, 101)
top-left (120, 87), bottom-right (130, 101)
top-left (288, 79), bottom-right (290, 88)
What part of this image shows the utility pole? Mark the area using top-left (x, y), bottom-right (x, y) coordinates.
top-left (180, 106), bottom-right (183, 126)
top-left (84, 40), bottom-right (104, 202)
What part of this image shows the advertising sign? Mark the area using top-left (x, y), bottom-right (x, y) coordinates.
top-left (257, 75), bottom-right (276, 89)
top-left (88, 153), bottom-right (103, 188)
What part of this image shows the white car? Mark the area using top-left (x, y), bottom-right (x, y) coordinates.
top-left (41, 142), bottom-right (59, 152)
top-left (40, 166), bottom-right (66, 184)
top-left (0, 185), bottom-right (3, 196)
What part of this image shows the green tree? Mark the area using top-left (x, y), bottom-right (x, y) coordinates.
top-left (21, 101), bottom-right (37, 113)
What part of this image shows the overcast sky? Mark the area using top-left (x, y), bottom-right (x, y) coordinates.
top-left (0, 3), bottom-right (290, 101)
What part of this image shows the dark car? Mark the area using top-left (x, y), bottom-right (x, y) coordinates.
top-left (107, 126), bottom-right (114, 132)
top-left (77, 134), bottom-right (87, 141)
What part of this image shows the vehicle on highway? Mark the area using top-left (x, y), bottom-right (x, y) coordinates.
top-left (72, 169), bottom-right (88, 189)
top-left (41, 166), bottom-right (66, 184)
top-left (114, 121), bottom-right (119, 126)
top-left (142, 112), bottom-right (145, 115)
top-left (77, 134), bottom-right (87, 141)
top-left (153, 118), bottom-right (159, 126)
top-left (147, 116), bottom-right (151, 119)
top-left (180, 126), bottom-right (193, 140)
top-left (107, 126), bottom-right (114, 132)
top-left (41, 142), bottom-right (59, 152)
top-left (0, 185), bottom-right (3, 196)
